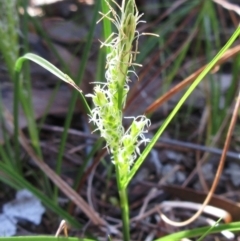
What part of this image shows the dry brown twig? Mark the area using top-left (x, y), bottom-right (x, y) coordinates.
top-left (3, 107), bottom-right (106, 227)
top-left (157, 86), bottom-right (240, 226)
top-left (145, 44), bottom-right (240, 114)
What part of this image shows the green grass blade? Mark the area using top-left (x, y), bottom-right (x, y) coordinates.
top-left (196, 218), bottom-right (222, 241)
top-left (0, 237), bottom-right (95, 241)
top-left (18, 0), bottom-right (42, 158)
top-left (15, 53), bottom-right (82, 94)
top-left (155, 221), bottom-right (240, 241)
top-left (125, 25), bottom-right (240, 188)
top-left (101, 0), bottom-right (112, 55)
top-left (53, 0), bottom-right (100, 201)
top-left (0, 162), bottom-right (81, 228)
top-left (95, 1), bottom-right (111, 83)
top-left (13, 64), bottom-right (21, 166)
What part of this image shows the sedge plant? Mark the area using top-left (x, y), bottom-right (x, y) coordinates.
top-left (86, 1), bottom-right (151, 240)
top-left (12, 0), bottom-right (240, 240)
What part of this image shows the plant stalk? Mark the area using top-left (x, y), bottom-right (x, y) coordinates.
top-left (116, 166), bottom-right (130, 241)
top-left (119, 188), bottom-right (130, 241)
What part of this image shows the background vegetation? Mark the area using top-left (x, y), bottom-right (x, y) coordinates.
top-left (0, 0), bottom-right (240, 240)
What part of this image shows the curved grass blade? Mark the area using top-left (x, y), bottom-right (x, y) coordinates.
top-left (0, 237), bottom-right (95, 241)
top-left (15, 53), bottom-right (82, 93)
top-left (125, 25), bottom-right (240, 188)
top-left (155, 221), bottom-right (240, 241)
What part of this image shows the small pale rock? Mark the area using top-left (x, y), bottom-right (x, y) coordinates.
top-left (0, 214), bottom-right (17, 236)
top-left (3, 189), bottom-right (45, 225)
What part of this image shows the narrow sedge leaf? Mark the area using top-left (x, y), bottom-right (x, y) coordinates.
top-left (125, 25), bottom-right (240, 188)
top-left (14, 53), bottom-right (82, 93)
top-left (0, 237), bottom-right (95, 241)
top-left (155, 221), bottom-right (240, 241)
top-left (101, 0), bottom-right (112, 55)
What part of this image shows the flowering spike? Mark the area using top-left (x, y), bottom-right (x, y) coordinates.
top-left (87, 0), bottom-right (150, 185)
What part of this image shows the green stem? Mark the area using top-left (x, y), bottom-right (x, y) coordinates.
top-left (13, 71), bottom-right (20, 168)
top-left (119, 188), bottom-right (130, 241)
top-left (115, 165), bottom-right (130, 241)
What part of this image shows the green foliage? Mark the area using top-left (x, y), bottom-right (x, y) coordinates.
top-left (156, 221), bottom-right (240, 241)
top-left (126, 25), bottom-right (240, 188)
top-left (0, 237), bottom-right (94, 241)
top-left (0, 0), bottom-right (239, 240)
top-left (0, 0), bottom-right (19, 78)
